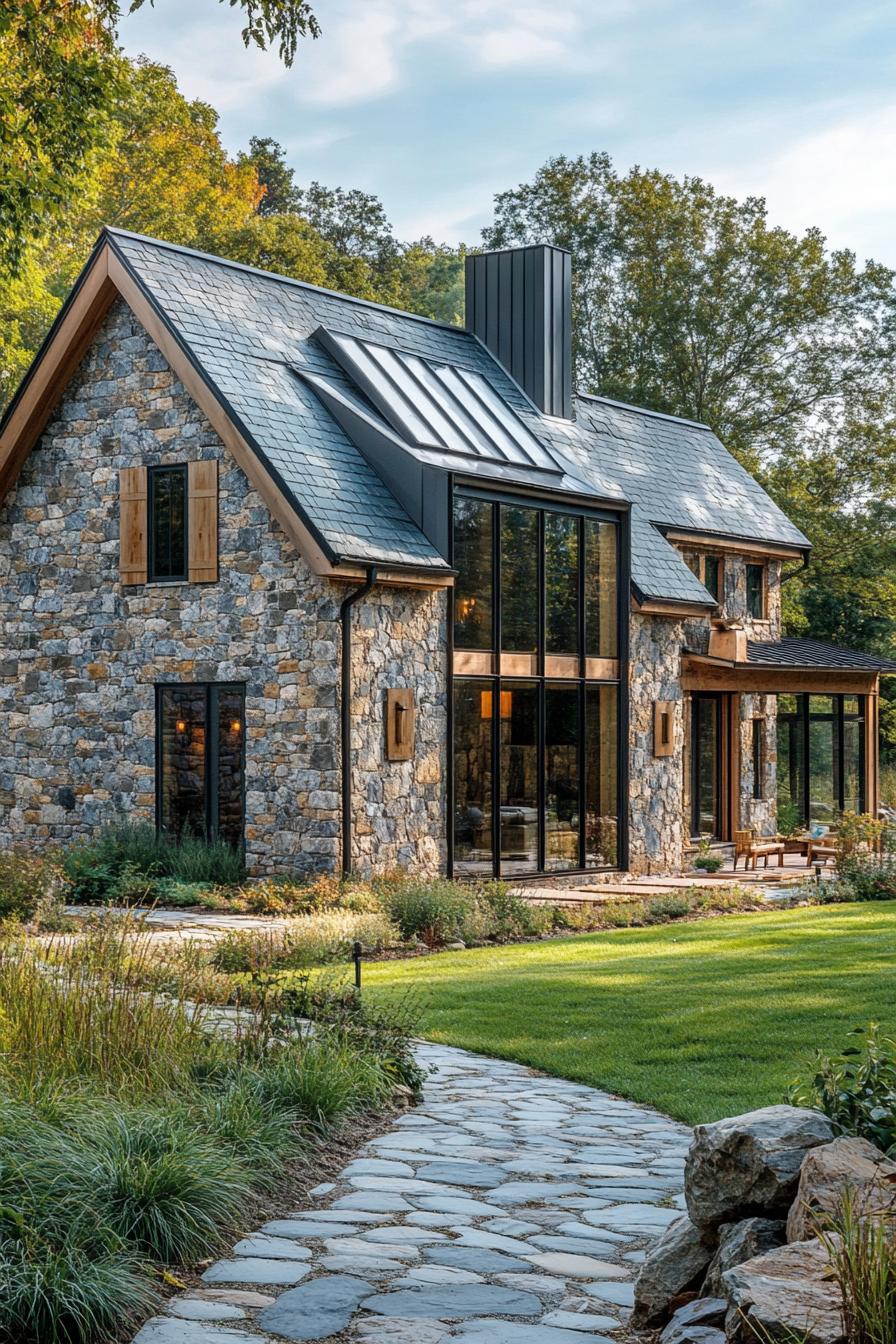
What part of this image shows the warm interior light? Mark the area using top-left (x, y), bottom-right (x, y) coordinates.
top-left (230, 720), bottom-right (242, 734)
top-left (175, 719), bottom-right (187, 733)
top-left (457, 596), bottom-right (478, 620)
top-left (480, 690), bottom-right (513, 720)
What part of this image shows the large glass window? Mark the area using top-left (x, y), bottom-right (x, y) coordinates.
top-left (157, 683), bottom-right (245, 847)
top-left (585, 684), bottom-right (618, 867)
top-left (775, 694), bottom-right (865, 825)
top-left (545, 685), bottom-right (579, 871)
top-left (451, 492), bottom-right (622, 876)
top-left (453, 681), bottom-right (494, 874)
top-left (149, 465), bottom-right (188, 582)
top-left (501, 506), bottom-right (538, 652)
top-left (585, 520), bottom-right (618, 658)
top-left (453, 498), bottom-right (493, 649)
top-left (692, 694), bottom-right (721, 837)
top-left (545, 513), bottom-right (580, 655)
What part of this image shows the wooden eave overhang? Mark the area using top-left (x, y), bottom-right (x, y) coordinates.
top-left (0, 234), bottom-right (452, 590)
top-left (681, 651), bottom-right (883, 695)
top-left (659, 527), bottom-right (809, 562)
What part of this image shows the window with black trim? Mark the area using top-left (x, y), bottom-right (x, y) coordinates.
top-left (149, 465), bottom-right (188, 582)
top-left (704, 555), bottom-right (722, 603)
top-left (156, 683), bottom-right (245, 847)
top-left (752, 718), bottom-right (764, 800)
top-left (746, 563), bottom-right (766, 619)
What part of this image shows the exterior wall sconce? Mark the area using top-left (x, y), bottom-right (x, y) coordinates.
top-left (654, 701), bottom-right (675, 757)
top-left (385, 688), bottom-right (415, 761)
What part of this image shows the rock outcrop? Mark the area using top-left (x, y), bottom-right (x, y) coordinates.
top-left (632, 1215), bottom-right (715, 1328)
top-left (723, 1238), bottom-right (845, 1344)
top-left (702, 1217), bottom-right (786, 1297)
top-left (786, 1134), bottom-right (896, 1241)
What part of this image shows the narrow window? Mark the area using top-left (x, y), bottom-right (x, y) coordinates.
top-left (501, 506), bottom-right (538, 652)
top-left (149, 465), bottom-right (188, 582)
top-left (453, 498), bottom-right (493, 650)
top-left (746, 563), bottom-right (766, 619)
top-left (704, 555), bottom-right (723, 603)
top-left (157, 683), bottom-right (245, 847)
top-left (752, 718), bottom-right (764, 800)
top-left (585, 519), bottom-right (618, 658)
top-left (544, 513), bottom-right (580, 655)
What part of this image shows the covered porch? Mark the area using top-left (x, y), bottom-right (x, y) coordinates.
top-left (681, 636), bottom-right (896, 849)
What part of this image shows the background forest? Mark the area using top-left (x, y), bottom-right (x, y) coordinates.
top-left (5, 22), bottom-right (896, 787)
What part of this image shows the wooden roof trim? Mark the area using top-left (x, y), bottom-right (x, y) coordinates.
top-left (661, 529), bottom-right (807, 561)
top-left (632, 595), bottom-right (715, 618)
top-left (0, 244), bottom-right (117, 500)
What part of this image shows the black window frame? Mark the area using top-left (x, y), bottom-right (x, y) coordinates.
top-left (752, 717), bottom-right (764, 800)
top-left (745, 562), bottom-right (766, 620)
top-left (691, 691), bottom-right (724, 840)
top-left (704, 554), bottom-right (723, 604)
top-left (155, 681), bottom-right (246, 849)
top-left (447, 484), bottom-right (629, 878)
top-left (775, 693), bottom-right (866, 824)
top-left (148, 463), bottom-right (189, 584)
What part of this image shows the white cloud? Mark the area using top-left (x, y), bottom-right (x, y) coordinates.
top-left (714, 100), bottom-right (896, 263)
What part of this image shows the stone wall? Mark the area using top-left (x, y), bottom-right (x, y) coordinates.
top-left (0, 299), bottom-right (447, 876)
top-left (629, 611), bottom-right (686, 874)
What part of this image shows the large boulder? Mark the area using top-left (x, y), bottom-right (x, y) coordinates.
top-left (787, 1135), bottom-right (896, 1242)
top-left (660, 1296), bottom-right (726, 1342)
top-left (723, 1239), bottom-right (845, 1344)
top-left (632, 1215), bottom-right (716, 1329)
top-left (686, 1105), bottom-right (834, 1227)
top-left (702, 1217), bottom-right (786, 1297)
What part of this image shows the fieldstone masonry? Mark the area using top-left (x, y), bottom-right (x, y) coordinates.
top-left (0, 300), bottom-right (446, 875)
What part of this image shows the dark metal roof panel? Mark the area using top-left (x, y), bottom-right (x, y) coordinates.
top-left (107, 229), bottom-right (809, 596)
top-left (747, 638), bottom-right (896, 671)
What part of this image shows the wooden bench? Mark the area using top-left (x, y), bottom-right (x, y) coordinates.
top-left (733, 829), bottom-right (785, 871)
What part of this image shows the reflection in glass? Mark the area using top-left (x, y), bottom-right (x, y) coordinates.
top-left (843, 719), bottom-right (862, 814)
top-left (501, 506), bottom-right (538, 652)
top-left (217, 689), bottom-right (245, 848)
top-left (693, 695), bottom-right (719, 837)
top-left (809, 697), bottom-right (837, 825)
top-left (704, 555), bottom-right (722, 603)
top-left (545, 685), bottom-right (579, 871)
top-left (585, 684), bottom-right (618, 867)
top-left (453, 680), bottom-right (494, 875)
top-left (545, 513), bottom-right (579, 655)
top-left (746, 563), bottom-right (765, 619)
top-left (500, 682), bottom-right (538, 873)
top-left (150, 467), bottom-right (187, 581)
top-left (159, 686), bottom-right (208, 839)
top-left (584, 519), bottom-right (617, 658)
top-left (453, 498), bottom-right (493, 649)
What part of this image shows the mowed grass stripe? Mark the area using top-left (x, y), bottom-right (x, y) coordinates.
top-left (361, 903), bottom-right (896, 1125)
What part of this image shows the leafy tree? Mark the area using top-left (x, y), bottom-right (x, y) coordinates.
top-left (399, 240), bottom-right (466, 325)
top-left (484, 153), bottom-right (896, 475)
top-left (0, 0), bottom-right (317, 270)
top-left (294, 182), bottom-right (404, 302)
top-left (238, 136), bottom-right (301, 216)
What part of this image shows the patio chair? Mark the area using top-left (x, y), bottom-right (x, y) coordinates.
top-left (733, 828), bottom-right (785, 871)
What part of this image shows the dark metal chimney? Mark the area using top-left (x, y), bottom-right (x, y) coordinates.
top-left (464, 244), bottom-right (572, 420)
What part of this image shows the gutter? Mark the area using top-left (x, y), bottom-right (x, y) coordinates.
top-left (340, 565), bottom-right (378, 876)
top-left (781, 552), bottom-right (810, 586)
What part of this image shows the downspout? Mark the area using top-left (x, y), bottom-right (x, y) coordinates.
top-left (781, 552), bottom-right (810, 586)
top-left (340, 565), bottom-right (378, 876)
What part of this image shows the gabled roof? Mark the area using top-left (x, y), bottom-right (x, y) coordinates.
top-left (0, 228), bottom-right (811, 601)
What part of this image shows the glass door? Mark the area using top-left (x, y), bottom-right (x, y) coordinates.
top-left (691, 693), bottom-right (722, 839)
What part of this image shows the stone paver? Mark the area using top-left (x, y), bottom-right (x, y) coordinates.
top-left (133, 1042), bottom-right (689, 1343)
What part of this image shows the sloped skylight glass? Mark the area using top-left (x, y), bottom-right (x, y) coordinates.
top-left (318, 328), bottom-right (561, 475)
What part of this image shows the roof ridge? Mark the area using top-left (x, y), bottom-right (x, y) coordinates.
top-left (102, 227), bottom-right (469, 335)
top-left (575, 389), bottom-right (712, 432)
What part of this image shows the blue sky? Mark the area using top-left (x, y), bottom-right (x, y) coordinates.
top-left (119, 0), bottom-right (896, 263)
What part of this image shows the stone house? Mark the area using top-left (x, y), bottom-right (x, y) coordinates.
top-left (0, 229), bottom-right (893, 878)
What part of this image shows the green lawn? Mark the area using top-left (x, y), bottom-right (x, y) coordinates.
top-left (362, 903), bottom-right (896, 1126)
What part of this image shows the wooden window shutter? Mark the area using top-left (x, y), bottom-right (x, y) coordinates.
top-left (188, 459), bottom-right (218, 583)
top-left (119, 466), bottom-right (148, 585)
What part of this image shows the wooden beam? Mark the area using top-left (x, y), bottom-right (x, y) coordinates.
top-left (661, 529), bottom-right (806, 561)
top-left (0, 246), bottom-right (117, 500)
top-left (633, 597), bottom-right (713, 618)
top-left (866, 681), bottom-right (880, 818)
top-left (681, 658), bottom-right (878, 696)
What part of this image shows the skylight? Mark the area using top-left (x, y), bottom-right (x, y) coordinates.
top-left (316, 328), bottom-right (561, 475)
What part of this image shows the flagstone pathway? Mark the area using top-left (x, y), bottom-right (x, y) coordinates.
top-left (133, 1042), bottom-right (690, 1344)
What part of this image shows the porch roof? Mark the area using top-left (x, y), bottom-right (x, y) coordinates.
top-left (746, 638), bottom-right (896, 673)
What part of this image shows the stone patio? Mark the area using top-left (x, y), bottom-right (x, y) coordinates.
top-left (133, 1042), bottom-right (690, 1344)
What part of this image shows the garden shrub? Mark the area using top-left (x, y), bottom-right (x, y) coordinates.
top-left (838, 855), bottom-right (896, 901)
top-left (380, 877), bottom-right (474, 945)
top-left (63, 820), bottom-right (245, 901)
top-left (645, 893), bottom-right (693, 921)
top-left (789, 1023), bottom-right (896, 1153)
top-left (0, 850), bottom-right (67, 921)
top-left (211, 908), bottom-right (401, 973)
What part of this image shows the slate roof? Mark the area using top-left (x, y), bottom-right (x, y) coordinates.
top-left (104, 229), bottom-right (810, 598)
top-left (747, 638), bottom-right (896, 672)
